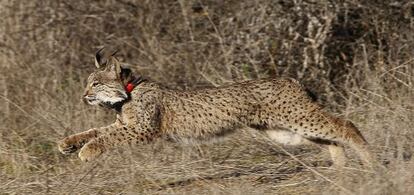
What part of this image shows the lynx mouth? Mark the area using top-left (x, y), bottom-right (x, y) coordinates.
top-left (83, 91), bottom-right (128, 108)
top-left (84, 95), bottom-right (99, 105)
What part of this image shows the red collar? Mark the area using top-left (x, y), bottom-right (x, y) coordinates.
top-left (125, 82), bottom-right (135, 93)
top-left (125, 76), bottom-right (144, 93)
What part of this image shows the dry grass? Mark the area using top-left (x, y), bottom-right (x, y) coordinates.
top-left (1, 0), bottom-right (413, 194)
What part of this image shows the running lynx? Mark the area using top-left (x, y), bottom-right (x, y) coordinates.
top-left (58, 48), bottom-right (373, 167)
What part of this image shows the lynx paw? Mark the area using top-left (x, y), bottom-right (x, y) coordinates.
top-left (58, 136), bottom-right (84, 154)
top-left (78, 142), bottom-right (104, 162)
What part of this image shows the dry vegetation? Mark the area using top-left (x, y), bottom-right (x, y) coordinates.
top-left (0, 0), bottom-right (413, 194)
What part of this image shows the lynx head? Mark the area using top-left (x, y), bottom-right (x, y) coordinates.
top-left (83, 48), bottom-right (137, 108)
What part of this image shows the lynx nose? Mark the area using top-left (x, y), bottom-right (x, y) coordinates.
top-left (83, 89), bottom-right (91, 97)
top-left (82, 94), bottom-right (89, 104)
top-left (82, 94), bottom-right (97, 105)
top-left (82, 90), bottom-right (92, 103)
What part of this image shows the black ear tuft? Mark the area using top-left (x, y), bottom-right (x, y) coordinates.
top-left (110, 49), bottom-right (119, 57)
top-left (95, 47), bottom-right (105, 68)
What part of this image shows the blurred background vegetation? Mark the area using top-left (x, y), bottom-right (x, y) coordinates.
top-left (0, 0), bottom-right (413, 194)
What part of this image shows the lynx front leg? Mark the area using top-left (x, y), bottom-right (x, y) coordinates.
top-left (58, 123), bottom-right (118, 154)
top-left (78, 126), bottom-right (160, 162)
top-left (79, 102), bottom-right (162, 162)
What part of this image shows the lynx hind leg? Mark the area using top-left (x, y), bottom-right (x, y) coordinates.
top-left (288, 111), bottom-right (373, 168)
top-left (327, 143), bottom-right (346, 168)
top-left (266, 130), bottom-right (347, 167)
top-left (342, 121), bottom-right (374, 168)
top-left (325, 119), bottom-right (373, 168)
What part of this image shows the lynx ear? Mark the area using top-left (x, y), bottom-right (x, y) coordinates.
top-left (94, 47), bottom-right (119, 69)
top-left (105, 57), bottom-right (122, 76)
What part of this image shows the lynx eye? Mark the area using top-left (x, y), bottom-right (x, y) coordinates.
top-left (91, 82), bottom-right (99, 87)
